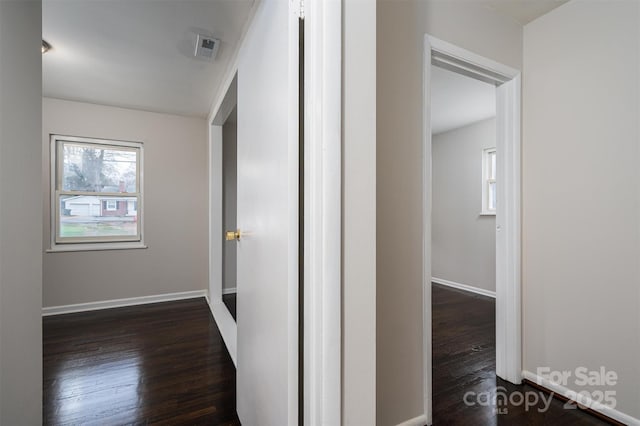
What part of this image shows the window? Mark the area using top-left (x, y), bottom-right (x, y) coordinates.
top-left (482, 147), bottom-right (496, 215)
top-left (50, 135), bottom-right (144, 251)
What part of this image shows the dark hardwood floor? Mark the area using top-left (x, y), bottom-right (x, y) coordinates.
top-left (222, 293), bottom-right (237, 321)
top-left (432, 283), bottom-right (611, 425)
top-left (42, 286), bottom-right (614, 425)
top-left (43, 297), bottom-right (239, 426)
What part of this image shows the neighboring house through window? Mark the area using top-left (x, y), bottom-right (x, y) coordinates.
top-left (49, 134), bottom-right (145, 251)
top-left (482, 147), bottom-right (496, 215)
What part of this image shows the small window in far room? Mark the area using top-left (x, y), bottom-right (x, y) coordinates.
top-left (482, 148), bottom-right (496, 215)
top-left (49, 134), bottom-right (145, 252)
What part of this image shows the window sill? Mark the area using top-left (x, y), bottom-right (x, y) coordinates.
top-left (46, 242), bottom-right (148, 253)
top-left (479, 211), bottom-right (496, 216)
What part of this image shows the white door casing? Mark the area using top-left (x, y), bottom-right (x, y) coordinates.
top-left (303, 0), bottom-right (342, 424)
top-left (235, 0), bottom-right (300, 425)
top-left (495, 76), bottom-right (522, 384)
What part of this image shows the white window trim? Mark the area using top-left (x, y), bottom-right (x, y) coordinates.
top-left (48, 134), bottom-right (146, 252)
top-left (481, 147), bottom-right (496, 216)
top-left (105, 200), bottom-right (118, 211)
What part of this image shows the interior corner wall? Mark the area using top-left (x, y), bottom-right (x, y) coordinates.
top-left (376, 1), bottom-right (522, 424)
top-left (222, 110), bottom-right (237, 292)
top-left (523, 0), bottom-right (640, 419)
top-left (0, 1), bottom-right (43, 424)
top-left (432, 118), bottom-right (496, 293)
top-left (42, 98), bottom-right (208, 307)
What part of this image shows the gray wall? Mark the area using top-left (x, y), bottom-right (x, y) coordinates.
top-left (42, 98), bottom-right (208, 307)
top-left (0, 1), bottom-right (43, 424)
top-left (376, 1), bottom-right (522, 424)
top-left (343, 0), bottom-right (377, 423)
top-left (523, 0), bottom-right (640, 418)
top-left (222, 107), bottom-right (237, 292)
top-left (432, 118), bottom-right (496, 293)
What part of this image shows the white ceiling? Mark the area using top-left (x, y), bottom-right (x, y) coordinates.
top-left (43, 0), bottom-right (254, 118)
top-left (42, 0), bottom-right (567, 119)
top-left (431, 65), bottom-right (496, 135)
top-left (483, 0), bottom-right (570, 24)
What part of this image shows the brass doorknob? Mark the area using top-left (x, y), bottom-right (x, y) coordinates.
top-left (226, 230), bottom-right (241, 241)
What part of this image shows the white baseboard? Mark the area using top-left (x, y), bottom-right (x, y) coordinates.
top-left (222, 287), bottom-right (237, 295)
top-left (522, 370), bottom-right (640, 426)
top-left (431, 277), bottom-right (496, 299)
top-left (396, 414), bottom-right (428, 426)
top-left (42, 290), bottom-right (208, 316)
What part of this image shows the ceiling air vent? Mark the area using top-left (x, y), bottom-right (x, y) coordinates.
top-left (194, 34), bottom-right (220, 60)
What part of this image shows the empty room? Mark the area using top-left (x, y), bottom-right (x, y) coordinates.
top-left (39, 0), bottom-right (307, 423)
top-left (40, 1), bottom-right (250, 423)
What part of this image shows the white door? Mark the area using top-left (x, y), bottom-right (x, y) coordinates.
top-left (235, 0), bottom-right (299, 424)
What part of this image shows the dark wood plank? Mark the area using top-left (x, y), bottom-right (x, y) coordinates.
top-left (432, 283), bottom-right (611, 425)
top-left (222, 293), bottom-right (237, 322)
top-left (43, 286), bottom-right (616, 425)
top-left (43, 297), bottom-right (239, 425)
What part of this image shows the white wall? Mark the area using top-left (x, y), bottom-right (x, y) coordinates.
top-left (222, 107), bottom-right (237, 292)
top-left (42, 98), bottom-right (208, 307)
top-left (0, 1), bottom-right (43, 424)
top-left (376, 1), bottom-right (522, 424)
top-left (523, 0), bottom-right (640, 419)
top-left (343, 0), bottom-right (376, 423)
top-left (432, 118), bottom-right (496, 293)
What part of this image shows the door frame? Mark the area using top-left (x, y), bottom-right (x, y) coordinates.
top-left (422, 34), bottom-right (522, 424)
top-left (208, 72), bottom-right (239, 366)
top-left (303, 0), bottom-right (342, 424)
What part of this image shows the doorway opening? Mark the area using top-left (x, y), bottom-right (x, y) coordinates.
top-left (422, 35), bottom-right (521, 423)
top-left (430, 63), bottom-right (498, 422)
top-left (222, 104), bottom-right (238, 321)
top-left (209, 73), bottom-right (238, 364)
